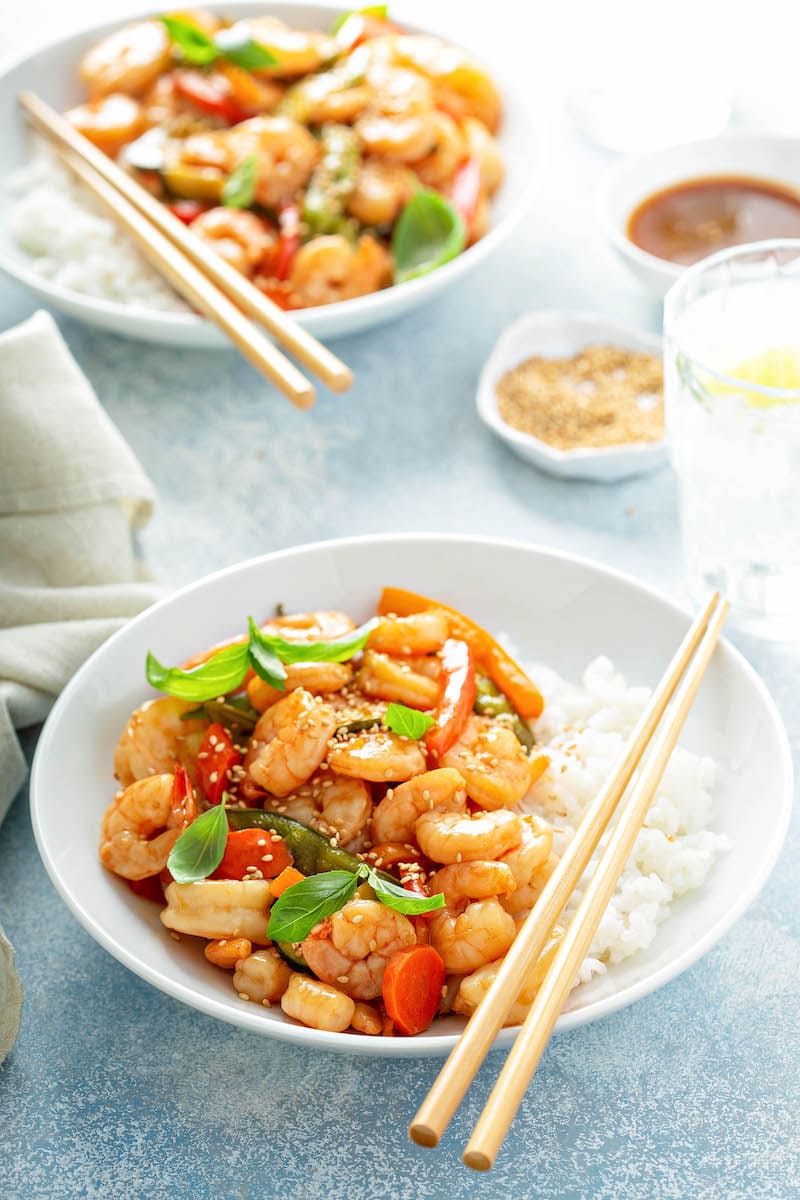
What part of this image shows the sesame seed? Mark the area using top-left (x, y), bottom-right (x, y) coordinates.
top-left (261, 854), bottom-right (273, 862)
top-left (422, 789), bottom-right (430, 801)
top-left (456, 852), bottom-right (462, 863)
top-left (257, 838), bottom-right (267, 847)
top-left (238, 992), bottom-right (250, 1001)
top-left (261, 998), bottom-right (272, 1007)
top-left (441, 985), bottom-right (448, 998)
top-left (218, 939), bottom-right (228, 947)
top-left (368, 940), bottom-right (377, 952)
top-left (169, 932), bottom-right (181, 941)
top-left (209, 771), bottom-right (219, 783)
top-left (198, 751), bottom-right (209, 760)
top-left (337, 975), bottom-right (349, 984)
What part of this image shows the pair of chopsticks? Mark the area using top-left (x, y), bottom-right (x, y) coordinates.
top-left (18, 91), bottom-right (353, 408)
top-left (411, 592), bottom-right (729, 1171)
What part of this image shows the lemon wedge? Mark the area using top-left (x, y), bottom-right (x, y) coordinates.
top-left (721, 348), bottom-right (800, 406)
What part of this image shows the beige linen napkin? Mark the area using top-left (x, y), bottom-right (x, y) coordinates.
top-left (0, 309), bottom-right (163, 1061)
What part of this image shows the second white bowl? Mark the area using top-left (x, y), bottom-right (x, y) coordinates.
top-left (477, 309), bottom-right (666, 482)
top-left (599, 134), bottom-right (800, 299)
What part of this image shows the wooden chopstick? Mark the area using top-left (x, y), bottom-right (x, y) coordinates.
top-left (409, 591), bottom-right (722, 1150)
top-left (50, 143), bottom-right (315, 409)
top-left (462, 596), bottom-right (729, 1172)
top-left (18, 90), bottom-right (353, 395)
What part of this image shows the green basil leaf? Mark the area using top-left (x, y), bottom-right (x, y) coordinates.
top-left (214, 25), bottom-right (278, 69)
top-left (366, 866), bottom-right (444, 915)
top-left (247, 617), bottom-right (287, 690)
top-left (258, 616), bottom-right (378, 665)
top-left (392, 189), bottom-right (466, 285)
top-left (167, 798), bottom-right (229, 883)
top-left (331, 4), bottom-right (388, 34)
top-left (266, 870), bottom-right (359, 943)
top-left (161, 15), bottom-right (219, 65)
top-left (384, 702), bottom-right (435, 739)
top-left (146, 641), bottom-right (250, 702)
top-left (221, 154), bottom-right (258, 208)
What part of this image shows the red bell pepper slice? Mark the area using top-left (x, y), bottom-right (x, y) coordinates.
top-left (167, 199), bottom-right (209, 225)
top-left (449, 155), bottom-right (482, 234)
top-left (213, 828), bottom-right (294, 881)
top-left (425, 638), bottom-right (476, 760)
top-left (173, 70), bottom-right (249, 125)
top-left (273, 202), bottom-right (302, 281)
top-left (195, 723), bottom-right (242, 805)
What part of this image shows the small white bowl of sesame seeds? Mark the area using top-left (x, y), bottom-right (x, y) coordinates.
top-left (477, 310), bottom-right (667, 482)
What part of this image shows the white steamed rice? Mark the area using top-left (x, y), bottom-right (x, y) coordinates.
top-left (521, 655), bottom-right (728, 986)
top-left (7, 145), bottom-right (189, 312)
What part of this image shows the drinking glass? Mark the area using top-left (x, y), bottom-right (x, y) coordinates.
top-left (664, 240), bottom-right (800, 640)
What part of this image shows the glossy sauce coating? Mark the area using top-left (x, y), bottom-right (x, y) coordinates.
top-left (627, 175), bottom-right (800, 265)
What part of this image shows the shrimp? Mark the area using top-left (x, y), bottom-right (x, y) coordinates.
top-left (190, 207), bottom-right (274, 276)
top-left (357, 649), bottom-right (440, 710)
top-left (301, 898), bottom-right (416, 1000)
top-left (232, 948), bottom-right (291, 1003)
top-left (247, 662), bottom-right (353, 712)
top-left (461, 115), bottom-right (504, 194)
top-left (454, 927), bottom-right (565, 1023)
top-left (497, 814), bottom-right (553, 916)
top-left (415, 807), bottom-right (522, 866)
top-left (245, 688), bottom-right (337, 797)
top-left (236, 18), bottom-right (338, 79)
top-left (160, 879), bottom-right (273, 943)
top-left (356, 64), bottom-right (436, 162)
top-left (281, 66), bottom-right (371, 124)
top-left (414, 111), bottom-right (466, 187)
top-left (64, 94), bottom-right (145, 155)
top-left (280, 774), bottom-right (373, 847)
top-left (327, 728), bottom-right (426, 784)
top-left (371, 767), bottom-right (466, 844)
top-left (267, 610), bottom-right (356, 642)
top-left (350, 1001), bottom-right (382, 1035)
top-left (441, 715), bottom-right (534, 810)
top-left (370, 35), bottom-right (502, 133)
top-left (222, 115), bottom-right (320, 209)
top-left (78, 20), bottom-right (172, 98)
top-left (346, 160), bottom-right (416, 226)
top-left (428, 860), bottom-right (516, 909)
top-left (502, 849), bottom-right (559, 919)
top-left (113, 697), bottom-right (208, 788)
top-left (287, 234), bottom-right (390, 307)
top-left (429, 898), bottom-right (516, 974)
top-left (100, 772), bottom-right (196, 880)
top-left (368, 610), bottom-right (449, 655)
top-left (281, 973), bottom-right (355, 1032)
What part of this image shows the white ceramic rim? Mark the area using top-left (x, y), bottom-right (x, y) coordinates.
top-left (29, 533), bottom-right (794, 1056)
top-left (476, 309), bottom-right (666, 466)
top-left (0, 1), bottom-right (542, 337)
top-left (598, 133), bottom-right (800, 289)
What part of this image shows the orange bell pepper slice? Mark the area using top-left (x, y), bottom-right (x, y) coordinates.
top-left (377, 587), bottom-right (544, 719)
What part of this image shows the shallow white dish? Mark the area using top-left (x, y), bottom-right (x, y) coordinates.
top-left (0, 3), bottom-right (539, 347)
top-left (30, 534), bottom-right (792, 1057)
top-left (600, 134), bottom-right (800, 299)
top-left (477, 310), bottom-right (666, 481)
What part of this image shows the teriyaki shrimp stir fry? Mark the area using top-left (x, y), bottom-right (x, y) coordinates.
top-left (67, 8), bottom-right (504, 309)
top-left (101, 588), bottom-right (562, 1037)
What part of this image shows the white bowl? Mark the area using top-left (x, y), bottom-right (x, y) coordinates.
top-left (0, 3), bottom-right (539, 346)
top-left (477, 309), bottom-right (666, 481)
top-left (600, 134), bottom-right (800, 299)
top-left (30, 534), bottom-right (792, 1057)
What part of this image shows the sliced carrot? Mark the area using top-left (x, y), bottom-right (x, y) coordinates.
top-left (212, 828), bottom-right (293, 881)
top-left (269, 866), bottom-right (306, 898)
top-left (381, 944), bottom-right (446, 1037)
top-left (378, 587), bottom-right (544, 719)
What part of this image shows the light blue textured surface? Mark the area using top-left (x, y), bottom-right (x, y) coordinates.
top-left (1, 74), bottom-right (799, 1200)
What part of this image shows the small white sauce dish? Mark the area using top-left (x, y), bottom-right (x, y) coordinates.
top-left (599, 134), bottom-right (800, 299)
top-left (476, 309), bottom-right (665, 482)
